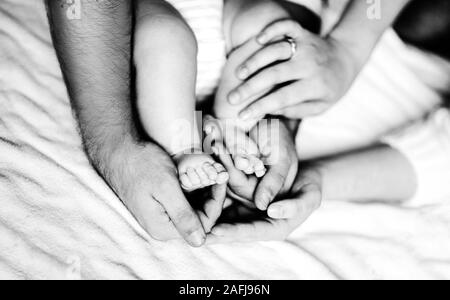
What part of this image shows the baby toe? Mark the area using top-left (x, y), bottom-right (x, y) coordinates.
top-left (213, 163), bottom-right (229, 184)
top-left (203, 163), bottom-right (218, 181)
top-left (196, 167), bottom-right (212, 187)
top-left (203, 117), bottom-right (222, 140)
top-left (216, 171), bottom-right (229, 185)
top-left (180, 173), bottom-right (193, 191)
top-left (204, 122), bottom-right (214, 135)
top-left (187, 167), bottom-right (201, 187)
top-left (243, 165), bottom-right (255, 175)
top-left (252, 158), bottom-right (267, 178)
top-left (255, 169), bottom-right (267, 178)
top-left (213, 163), bottom-right (226, 173)
top-left (234, 155), bottom-right (251, 171)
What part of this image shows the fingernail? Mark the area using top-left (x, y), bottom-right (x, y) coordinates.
top-left (257, 202), bottom-right (267, 211)
top-left (238, 66), bottom-right (249, 79)
top-left (268, 205), bottom-right (284, 219)
top-left (188, 230), bottom-right (206, 247)
top-left (256, 196), bottom-right (269, 211)
top-left (228, 91), bottom-right (241, 105)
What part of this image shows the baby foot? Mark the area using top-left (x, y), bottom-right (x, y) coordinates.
top-left (175, 151), bottom-right (229, 192)
top-left (204, 116), bottom-right (266, 178)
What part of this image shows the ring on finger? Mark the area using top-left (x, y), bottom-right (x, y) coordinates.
top-left (285, 37), bottom-right (297, 59)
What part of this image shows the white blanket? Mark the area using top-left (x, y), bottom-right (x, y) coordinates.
top-left (0, 0), bottom-right (449, 280)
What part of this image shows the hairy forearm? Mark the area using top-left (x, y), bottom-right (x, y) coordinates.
top-left (313, 145), bottom-right (417, 203)
top-left (46, 0), bottom-right (133, 170)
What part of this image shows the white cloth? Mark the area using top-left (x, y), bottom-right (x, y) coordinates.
top-left (167, 0), bottom-right (227, 99)
top-left (385, 109), bottom-right (450, 207)
top-left (0, 0), bottom-right (449, 280)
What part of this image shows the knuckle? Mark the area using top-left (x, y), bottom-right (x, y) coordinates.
top-left (302, 45), bottom-right (318, 61)
top-left (172, 208), bottom-right (194, 226)
top-left (269, 67), bottom-right (281, 81)
top-left (302, 59), bottom-right (317, 74)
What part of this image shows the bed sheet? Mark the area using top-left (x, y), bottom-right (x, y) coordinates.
top-left (0, 0), bottom-right (449, 280)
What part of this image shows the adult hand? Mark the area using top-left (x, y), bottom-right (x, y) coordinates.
top-left (207, 166), bottom-right (322, 243)
top-left (45, 0), bottom-right (226, 247)
top-left (106, 140), bottom-right (226, 247)
top-left (250, 119), bottom-right (299, 210)
top-left (212, 119), bottom-right (298, 211)
top-left (228, 20), bottom-right (360, 120)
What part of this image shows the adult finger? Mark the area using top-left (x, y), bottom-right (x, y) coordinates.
top-left (137, 200), bottom-right (180, 241)
top-left (237, 41), bottom-right (295, 80)
top-left (267, 185), bottom-right (322, 220)
top-left (272, 101), bottom-right (329, 119)
top-left (257, 19), bottom-right (307, 44)
top-left (155, 179), bottom-right (206, 247)
top-left (254, 155), bottom-right (291, 211)
top-left (208, 220), bottom-right (288, 244)
top-left (214, 142), bottom-right (258, 204)
top-left (198, 183), bottom-right (227, 233)
top-left (229, 64), bottom-right (296, 106)
top-left (239, 80), bottom-right (317, 121)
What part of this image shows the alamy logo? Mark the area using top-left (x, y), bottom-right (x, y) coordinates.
top-left (65, 0), bottom-right (82, 20)
top-left (367, 0), bottom-right (382, 20)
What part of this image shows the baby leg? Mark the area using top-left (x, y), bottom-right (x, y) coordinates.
top-left (135, 1), bottom-right (227, 191)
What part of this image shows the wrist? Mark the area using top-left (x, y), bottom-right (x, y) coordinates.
top-left (328, 25), bottom-right (382, 71)
top-left (84, 124), bottom-right (136, 178)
